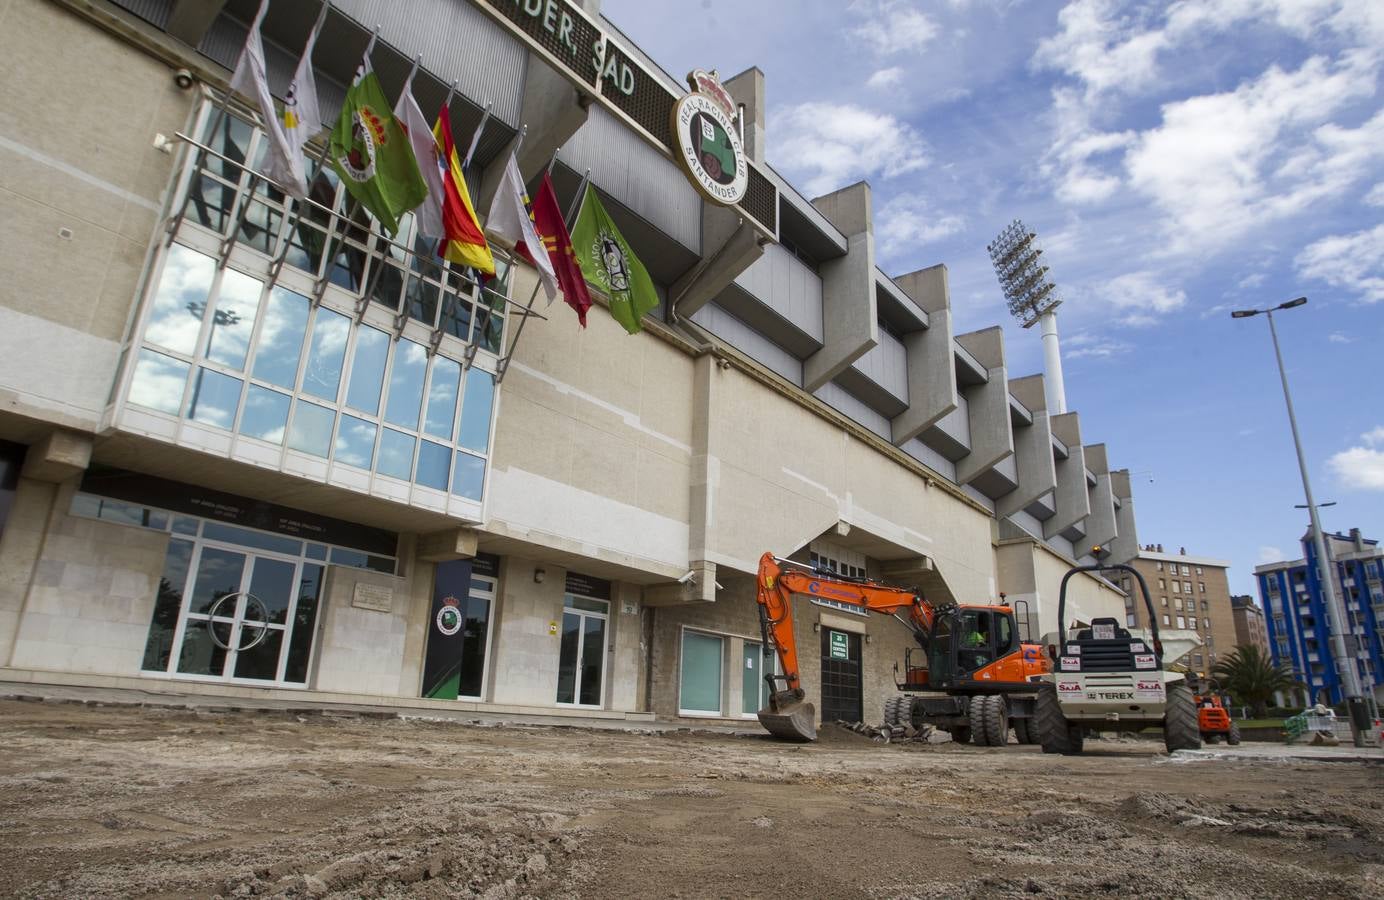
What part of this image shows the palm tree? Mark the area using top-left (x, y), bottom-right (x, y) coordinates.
top-left (1212, 645), bottom-right (1300, 718)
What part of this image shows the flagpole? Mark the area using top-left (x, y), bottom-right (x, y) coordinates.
top-left (462, 101), bottom-right (492, 170)
top-left (546, 146), bottom-right (561, 175)
top-left (564, 168), bottom-right (591, 229)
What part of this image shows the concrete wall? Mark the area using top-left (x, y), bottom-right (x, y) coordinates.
top-left (0, 0), bottom-right (192, 437)
top-left (995, 538), bottom-right (1125, 640)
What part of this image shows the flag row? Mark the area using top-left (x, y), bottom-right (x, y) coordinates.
top-left (229, 0), bottom-right (659, 334)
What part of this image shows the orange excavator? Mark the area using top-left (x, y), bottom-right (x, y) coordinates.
top-left (755, 552), bottom-right (1052, 743)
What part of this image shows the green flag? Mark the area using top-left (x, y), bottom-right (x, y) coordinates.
top-left (329, 60), bottom-right (427, 236)
top-left (570, 185), bottom-right (659, 334)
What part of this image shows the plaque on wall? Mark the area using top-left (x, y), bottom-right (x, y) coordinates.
top-left (352, 583), bottom-right (394, 613)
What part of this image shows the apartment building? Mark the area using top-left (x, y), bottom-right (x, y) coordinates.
top-left (1120, 545), bottom-right (1235, 677)
top-left (1230, 594), bottom-right (1269, 656)
top-left (0, 0), bottom-right (1134, 727)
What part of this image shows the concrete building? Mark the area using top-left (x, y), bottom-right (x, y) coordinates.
top-left (1121, 545), bottom-right (1235, 677)
top-left (1230, 594), bottom-right (1269, 656)
top-left (0, 0), bottom-right (1134, 729)
top-left (1255, 529), bottom-right (1384, 708)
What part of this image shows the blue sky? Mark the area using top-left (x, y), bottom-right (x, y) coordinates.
top-left (602, 0), bottom-right (1384, 597)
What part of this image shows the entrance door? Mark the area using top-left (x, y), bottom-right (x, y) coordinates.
top-left (556, 595), bottom-right (607, 707)
top-left (820, 628), bottom-right (863, 723)
top-left (742, 641), bottom-right (773, 718)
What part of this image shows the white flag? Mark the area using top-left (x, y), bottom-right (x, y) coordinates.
top-left (279, 1), bottom-right (326, 189)
top-left (229, 0), bottom-right (308, 197)
top-left (484, 152), bottom-right (558, 302)
top-left (393, 74), bottom-right (447, 241)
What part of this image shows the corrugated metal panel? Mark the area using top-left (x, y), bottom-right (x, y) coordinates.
top-left (199, 14), bottom-right (347, 129)
top-left (564, 107), bottom-right (700, 254)
top-left (692, 304), bottom-right (801, 385)
top-left (331, 0), bottom-right (525, 126)
top-left (813, 383), bottom-right (890, 441)
top-left (904, 438), bottom-right (957, 483)
top-left (109, 0), bottom-right (172, 28)
top-left (850, 329), bottom-right (907, 404)
top-left (734, 244), bottom-right (824, 341)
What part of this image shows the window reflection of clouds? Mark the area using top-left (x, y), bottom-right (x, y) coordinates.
top-left (240, 385), bottom-right (290, 444)
top-left (251, 288), bottom-right (309, 389)
top-left (129, 349), bottom-right (190, 414)
top-left (288, 402), bottom-right (335, 458)
top-left (377, 428), bottom-right (415, 481)
top-left (344, 326), bottom-right (389, 415)
top-left (145, 245), bottom-right (215, 355)
top-left (334, 414), bottom-right (377, 469)
top-left (416, 441), bottom-right (450, 490)
top-left (188, 368), bottom-right (243, 429)
top-left (383, 340), bottom-right (427, 430)
top-left (205, 269), bottom-right (262, 371)
top-left (457, 370), bottom-right (494, 452)
top-left (301, 308), bottom-right (350, 401)
top-left (452, 453), bottom-right (485, 501)
top-left (423, 356), bottom-right (460, 439)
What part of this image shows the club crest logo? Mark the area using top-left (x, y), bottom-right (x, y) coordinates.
top-left (590, 231), bottom-right (631, 293)
top-left (435, 596), bottom-right (462, 636)
top-left (338, 103), bottom-right (385, 183)
top-left (671, 69), bottom-right (748, 206)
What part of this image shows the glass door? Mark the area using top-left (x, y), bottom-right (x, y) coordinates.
top-left (556, 595), bottom-right (608, 707)
top-left (742, 641), bottom-right (774, 718)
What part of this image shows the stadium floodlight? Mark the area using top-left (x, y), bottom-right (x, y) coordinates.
top-left (988, 219), bottom-right (1067, 413)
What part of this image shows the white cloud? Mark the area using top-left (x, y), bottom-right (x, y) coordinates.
top-left (1257, 545), bottom-right (1285, 564)
top-left (1328, 331), bottom-right (1354, 343)
top-left (1364, 426), bottom-right (1384, 446)
top-left (1366, 183), bottom-right (1384, 206)
top-left (1238, 272), bottom-right (1267, 289)
top-left (875, 193), bottom-right (965, 258)
top-left (1295, 223), bottom-right (1384, 303)
top-left (866, 67), bottom-right (905, 90)
top-left (1326, 426), bottom-right (1384, 490)
top-left (770, 102), bottom-right (929, 197)
top-left (1101, 271), bottom-right (1187, 326)
top-left (850, 1), bottom-right (939, 54)
top-left (1064, 331), bottom-right (1133, 359)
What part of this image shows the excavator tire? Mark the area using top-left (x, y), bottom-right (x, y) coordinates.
top-left (1012, 715), bottom-right (1030, 744)
top-left (982, 695), bottom-right (1008, 747)
top-left (1037, 685), bottom-right (1083, 755)
top-left (1227, 721), bottom-right (1242, 746)
top-left (883, 696), bottom-right (907, 729)
top-left (968, 696), bottom-right (990, 746)
top-left (757, 695), bottom-right (818, 742)
top-left (1162, 682), bottom-right (1202, 753)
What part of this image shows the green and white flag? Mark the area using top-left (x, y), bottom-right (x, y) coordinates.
top-left (328, 55), bottom-right (427, 236)
top-left (570, 185), bottom-right (659, 334)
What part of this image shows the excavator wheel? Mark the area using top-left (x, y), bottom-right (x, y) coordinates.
top-left (757, 691), bottom-right (818, 742)
top-left (1036, 685), bottom-right (1083, 755)
top-left (982, 695), bottom-right (1009, 746)
top-left (968, 696), bottom-right (989, 746)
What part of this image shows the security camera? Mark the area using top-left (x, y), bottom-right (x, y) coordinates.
top-left (677, 570), bottom-right (697, 585)
top-left (173, 68), bottom-right (195, 90)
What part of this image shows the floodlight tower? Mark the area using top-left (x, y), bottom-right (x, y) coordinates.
top-left (988, 220), bottom-right (1066, 414)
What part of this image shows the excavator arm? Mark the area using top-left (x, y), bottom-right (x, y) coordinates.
top-left (755, 552), bottom-right (935, 741)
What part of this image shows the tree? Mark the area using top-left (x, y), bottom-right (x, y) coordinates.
top-left (1212, 645), bottom-right (1300, 718)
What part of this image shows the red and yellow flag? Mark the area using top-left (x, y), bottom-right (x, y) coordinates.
top-left (432, 106), bottom-right (494, 274)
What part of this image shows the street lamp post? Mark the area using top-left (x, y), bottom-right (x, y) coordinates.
top-left (1232, 297), bottom-right (1370, 746)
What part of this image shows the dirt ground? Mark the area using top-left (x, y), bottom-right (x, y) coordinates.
top-left (1, 700), bottom-right (1381, 899)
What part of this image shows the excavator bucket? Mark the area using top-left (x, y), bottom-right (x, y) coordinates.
top-left (757, 692), bottom-right (817, 742)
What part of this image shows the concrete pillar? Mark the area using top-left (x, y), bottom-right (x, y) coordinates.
top-left (415, 527), bottom-right (479, 562)
top-left (723, 67), bottom-right (764, 167)
top-left (1109, 469), bottom-right (1139, 565)
top-left (954, 327), bottom-right (1013, 485)
top-left (997, 374), bottom-right (1057, 518)
top-left (1045, 413), bottom-right (1089, 539)
top-left (889, 264), bottom-right (958, 445)
top-left (804, 182), bottom-right (876, 391)
top-left (21, 429), bottom-right (92, 483)
top-left (668, 353), bottom-right (719, 606)
top-left (1083, 443), bottom-right (1118, 554)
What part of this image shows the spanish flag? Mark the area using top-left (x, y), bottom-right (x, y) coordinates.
top-left (432, 106), bottom-right (494, 275)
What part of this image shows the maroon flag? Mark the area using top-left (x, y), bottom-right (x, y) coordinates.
top-left (518, 173), bottom-right (593, 327)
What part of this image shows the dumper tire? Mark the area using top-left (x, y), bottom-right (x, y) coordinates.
top-left (968, 696), bottom-right (989, 745)
top-left (1013, 715), bottom-right (1031, 745)
top-left (1163, 682), bottom-right (1202, 752)
top-left (1227, 721), bottom-right (1242, 746)
top-left (982, 695), bottom-right (1008, 747)
top-left (1036, 685), bottom-right (1082, 755)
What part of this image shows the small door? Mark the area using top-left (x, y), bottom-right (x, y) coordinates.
top-left (820, 628), bottom-right (863, 723)
top-left (742, 641), bottom-right (773, 717)
top-left (556, 595), bottom-right (608, 707)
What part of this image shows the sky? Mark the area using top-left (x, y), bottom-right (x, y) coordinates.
top-left (602, 0), bottom-right (1384, 598)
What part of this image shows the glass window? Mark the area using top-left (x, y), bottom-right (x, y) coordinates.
top-left (416, 440), bottom-right (450, 490)
top-left (187, 368), bottom-right (243, 429)
top-left (205, 269), bottom-right (262, 371)
top-left (287, 401), bottom-right (335, 458)
top-left (328, 547), bottom-right (395, 574)
top-left (423, 356), bottom-right (461, 439)
top-left (128, 349), bottom-right (190, 414)
top-left (383, 339), bottom-right (428, 429)
top-left (451, 452), bottom-right (485, 501)
top-left (70, 493), bottom-right (170, 530)
top-left (141, 538), bottom-right (193, 672)
top-left (301, 307), bottom-right (351, 401)
top-left (250, 287), bottom-right (310, 389)
top-left (344, 326), bottom-right (390, 415)
top-left (1177, 616), bottom-right (1186, 628)
top-left (201, 521), bottom-right (303, 557)
top-left (1162, 614), bottom-right (1170, 625)
top-left (564, 595), bottom-right (609, 614)
top-left (239, 385), bottom-right (290, 444)
top-left (1181, 565), bottom-right (1190, 575)
top-left (679, 631), bottom-right (724, 715)
top-left (457, 369), bottom-right (495, 452)
top-left (334, 414), bottom-right (377, 469)
top-left (145, 244), bottom-right (215, 355)
top-left (377, 428), bottom-right (415, 480)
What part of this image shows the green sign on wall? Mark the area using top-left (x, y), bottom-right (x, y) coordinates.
top-left (829, 631), bottom-right (849, 660)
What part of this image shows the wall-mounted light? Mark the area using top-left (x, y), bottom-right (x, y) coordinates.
top-left (812, 622), bottom-right (820, 633)
top-left (534, 567), bottom-right (546, 584)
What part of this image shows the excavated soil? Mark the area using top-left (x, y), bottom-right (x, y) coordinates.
top-left (1, 699), bottom-right (1382, 899)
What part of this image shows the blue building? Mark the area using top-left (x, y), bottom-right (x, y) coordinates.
top-left (1255, 528), bottom-right (1384, 709)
